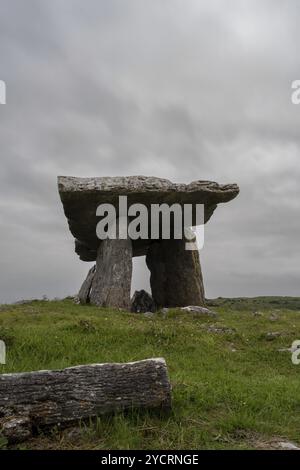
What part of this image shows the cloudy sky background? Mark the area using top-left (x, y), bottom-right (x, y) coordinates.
top-left (0, 0), bottom-right (299, 303)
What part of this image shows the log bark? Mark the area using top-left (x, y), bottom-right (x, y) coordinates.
top-left (0, 358), bottom-right (171, 443)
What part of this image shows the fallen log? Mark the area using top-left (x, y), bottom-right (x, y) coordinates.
top-left (0, 358), bottom-right (171, 443)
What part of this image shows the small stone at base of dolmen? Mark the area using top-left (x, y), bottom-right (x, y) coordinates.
top-left (144, 311), bottom-right (154, 318)
top-left (180, 306), bottom-right (217, 317)
top-left (131, 290), bottom-right (156, 313)
top-left (161, 308), bottom-right (169, 316)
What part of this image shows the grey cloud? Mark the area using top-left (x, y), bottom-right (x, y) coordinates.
top-left (0, 0), bottom-right (300, 302)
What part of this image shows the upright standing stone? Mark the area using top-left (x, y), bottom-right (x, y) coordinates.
top-left (146, 238), bottom-right (205, 308)
top-left (90, 237), bottom-right (132, 309)
top-left (78, 265), bottom-right (96, 304)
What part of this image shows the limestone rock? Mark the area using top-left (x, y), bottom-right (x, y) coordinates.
top-left (277, 442), bottom-right (300, 450)
top-left (207, 325), bottom-right (236, 334)
top-left (58, 176), bottom-right (239, 261)
top-left (58, 175), bottom-right (239, 311)
top-left (78, 265), bottom-right (96, 304)
top-left (265, 331), bottom-right (281, 341)
top-left (180, 306), bottom-right (217, 317)
top-left (131, 290), bottom-right (156, 313)
top-left (89, 237), bottom-right (132, 309)
top-left (146, 238), bottom-right (205, 307)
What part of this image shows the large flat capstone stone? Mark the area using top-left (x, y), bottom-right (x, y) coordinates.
top-left (58, 176), bottom-right (239, 261)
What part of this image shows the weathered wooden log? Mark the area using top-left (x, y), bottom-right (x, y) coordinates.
top-left (0, 358), bottom-right (171, 443)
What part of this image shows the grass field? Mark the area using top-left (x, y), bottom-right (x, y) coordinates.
top-left (0, 297), bottom-right (300, 450)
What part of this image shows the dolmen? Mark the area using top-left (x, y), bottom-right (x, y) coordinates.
top-left (58, 176), bottom-right (239, 310)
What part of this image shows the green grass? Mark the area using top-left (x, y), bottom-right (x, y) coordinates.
top-left (1, 297), bottom-right (300, 450)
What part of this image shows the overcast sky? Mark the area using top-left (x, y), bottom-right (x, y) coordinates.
top-left (0, 0), bottom-right (299, 303)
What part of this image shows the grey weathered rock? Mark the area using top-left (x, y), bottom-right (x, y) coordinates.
top-left (131, 290), bottom-right (156, 313)
top-left (265, 331), bottom-right (281, 341)
top-left (143, 311), bottom-right (154, 318)
top-left (78, 265), bottom-right (96, 304)
top-left (161, 308), bottom-right (169, 316)
top-left (58, 176), bottom-right (239, 261)
top-left (252, 311), bottom-right (263, 317)
top-left (207, 325), bottom-right (236, 334)
top-left (0, 358), bottom-right (171, 443)
top-left (146, 238), bottom-right (205, 307)
top-left (277, 441), bottom-right (300, 450)
top-left (58, 175), bottom-right (239, 310)
top-left (180, 306), bottom-right (217, 317)
top-left (89, 237), bottom-right (132, 309)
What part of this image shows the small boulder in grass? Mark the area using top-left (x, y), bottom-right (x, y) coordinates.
top-left (277, 441), bottom-right (300, 451)
top-left (253, 311), bottom-right (263, 317)
top-left (265, 331), bottom-right (281, 341)
top-left (161, 308), bottom-right (169, 315)
top-left (143, 311), bottom-right (154, 318)
top-left (180, 306), bottom-right (217, 318)
top-left (131, 290), bottom-right (156, 313)
top-left (207, 325), bottom-right (235, 334)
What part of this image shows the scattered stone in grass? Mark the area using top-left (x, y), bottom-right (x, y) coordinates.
top-left (253, 311), bottom-right (263, 317)
top-left (207, 325), bottom-right (236, 334)
top-left (143, 311), bottom-right (154, 318)
top-left (180, 306), bottom-right (217, 317)
top-left (131, 290), bottom-right (156, 313)
top-left (250, 435), bottom-right (300, 450)
top-left (255, 438), bottom-right (300, 450)
top-left (269, 312), bottom-right (279, 321)
top-left (277, 441), bottom-right (300, 450)
top-left (265, 331), bottom-right (281, 341)
top-left (64, 295), bottom-right (77, 301)
top-left (161, 308), bottom-right (169, 316)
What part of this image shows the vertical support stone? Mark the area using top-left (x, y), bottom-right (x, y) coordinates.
top-left (78, 265), bottom-right (96, 304)
top-left (146, 238), bottom-right (205, 308)
top-left (89, 236), bottom-right (133, 310)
